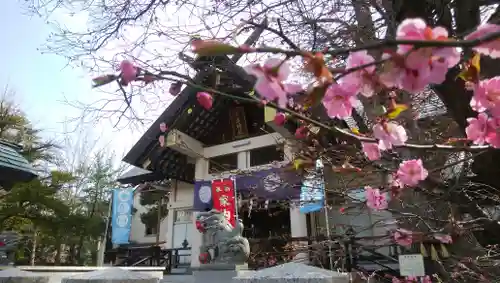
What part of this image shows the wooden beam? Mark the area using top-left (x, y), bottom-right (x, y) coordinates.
top-left (165, 129), bottom-right (204, 158)
top-left (203, 133), bottom-right (285, 158)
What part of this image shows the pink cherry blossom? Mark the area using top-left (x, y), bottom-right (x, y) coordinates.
top-left (295, 126), bottom-right (308, 139)
top-left (379, 54), bottom-right (401, 89)
top-left (390, 178), bottom-right (404, 198)
top-left (159, 135), bottom-right (165, 147)
top-left (490, 104), bottom-right (500, 120)
top-left (392, 278), bottom-right (402, 283)
top-left (159, 122), bottom-right (168, 133)
top-left (361, 142), bottom-right (381, 161)
top-left (485, 118), bottom-right (500, 148)
top-left (392, 19), bottom-right (459, 90)
top-left (397, 159), bottom-right (428, 186)
top-left (169, 82), bottom-right (182, 96)
top-left (466, 113), bottom-right (489, 145)
top-left (322, 83), bottom-right (359, 119)
top-left (465, 113), bottom-right (500, 147)
top-left (404, 276), bottom-right (430, 283)
top-left (396, 18), bottom-right (429, 53)
top-left (470, 77), bottom-right (500, 112)
top-left (342, 50), bottom-right (377, 97)
top-left (119, 60), bottom-right (137, 85)
top-left (399, 67), bottom-right (432, 93)
top-left (197, 92), bottom-right (213, 110)
top-left (396, 18), bottom-right (459, 69)
top-left (372, 122), bottom-right (408, 150)
top-left (434, 234), bottom-right (453, 244)
top-left (274, 112), bottom-right (286, 126)
top-left (428, 47), bottom-right (461, 82)
top-left (465, 24), bottom-right (500, 58)
top-left (393, 228), bottom-right (413, 246)
top-left (244, 58), bottom-right (303, 107)
top-left (365, 186), bottom-right (388, 210)
top-left (379, 54), bottom-right (430, 93)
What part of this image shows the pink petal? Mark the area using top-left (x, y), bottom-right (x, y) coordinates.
top-left (244, 64), bottom-right (265, 77)
top-left (432, 26), bottom-right (449, 38)
top-left (274, 113), bottom-right (286, 126)
top-left (283, 83), bottom-right (303, 95)
top-left (159, 135), bottom-right (165, 147)
top-left (263, 58), bottom-right (290, 80)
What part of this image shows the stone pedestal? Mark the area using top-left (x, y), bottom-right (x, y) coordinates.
top-left (192, 264), bottom-right (251, 283)
top-left (232, 262), bottom-right (349, 283)
top-left (0, 268), bottom-right (50, 283)
top-left (62, 267), bottom-right (159, 283)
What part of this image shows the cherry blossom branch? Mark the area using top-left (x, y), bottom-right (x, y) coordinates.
top-left (156, 74), bottom-right (490, 152)
top-left (204, 29), bottom-right (500, 57)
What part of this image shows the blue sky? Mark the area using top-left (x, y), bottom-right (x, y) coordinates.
top-left (0, 1), bottom-right (257, 169)
top-left (0, 1), bottom-right (141, 163)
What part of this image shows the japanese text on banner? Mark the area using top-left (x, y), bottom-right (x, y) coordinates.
top-left (211, 179), bottom-right (236, 228)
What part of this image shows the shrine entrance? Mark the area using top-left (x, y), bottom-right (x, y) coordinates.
top-left (238, 200), bottom-right (291, 270)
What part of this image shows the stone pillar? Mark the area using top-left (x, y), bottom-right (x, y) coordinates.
top-left (62, 268), bottom-right (158, 283)
top-left (233, 262), bottom-right (349, 283)
top-left (0, 268), bottom-right (49, 283)
top-left (190, 157), bottom-right (209, 268)
top-left (289, 205), bottom-right (309, 262)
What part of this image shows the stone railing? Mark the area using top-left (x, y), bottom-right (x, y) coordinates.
top-left (0, 262), bottom-right (349, 283)
top-left (13, 266), bottom-right (164, 283)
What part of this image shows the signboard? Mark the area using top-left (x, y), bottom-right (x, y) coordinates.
top-left (211, 179), bottom-right (236, 227)
top-left (229, 106), bottom-right (249, 139)
top-left (111, 188), bottom-right (134, 244)
top-left (399, 254), bottom-right (425, 277)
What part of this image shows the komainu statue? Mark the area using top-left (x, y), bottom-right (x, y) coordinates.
top-left (195, 209), bottom-right (250, 265)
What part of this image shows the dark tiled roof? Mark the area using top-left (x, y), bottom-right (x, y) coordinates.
top-left (0, 140), bottom-right (38, 184)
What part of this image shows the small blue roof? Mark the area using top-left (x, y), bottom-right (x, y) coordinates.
top-left (0, 140), bottom-right (38, 184)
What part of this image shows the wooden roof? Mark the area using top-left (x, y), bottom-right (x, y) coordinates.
top-left (116, 166), bottom-right (164, 185)
top-left (122, 55), bottom-right (260, 183)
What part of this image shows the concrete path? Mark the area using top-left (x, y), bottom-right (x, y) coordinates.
top-left (161, 275), bottom-right (194, 283)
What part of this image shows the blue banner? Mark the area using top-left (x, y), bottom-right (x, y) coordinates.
top-left (300, 171), bottom-right (325, 214)
top-left (111, 188), bottom-right (134, 244)
top-left (193, 180), bottom-right (213, 211)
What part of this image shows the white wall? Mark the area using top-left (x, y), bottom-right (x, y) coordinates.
top-left (129, 189), bottom-right (168, 244)
top-left (166, 181), bottom-right (195, 250)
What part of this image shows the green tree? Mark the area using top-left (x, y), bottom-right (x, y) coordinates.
top-left (67, 151), bottom-right (124, 265)
top-left (139, 185), bottom-right (169, 236)
top-left (0, 170), bottom-right (74, 264)
top-left (0, 88), bottom-right (58, 165)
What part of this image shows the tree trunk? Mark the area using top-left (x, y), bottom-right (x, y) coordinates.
top-left (76, 235), bottom-right (86, 265)
top-left (76, 186), bottom-right (101, 264)
top-left (69, 243), bottom-right (77, 265)
top-left (55, 241), bottom-right (62, 265)
top-left (30, 228), bottom-right (37, 266)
